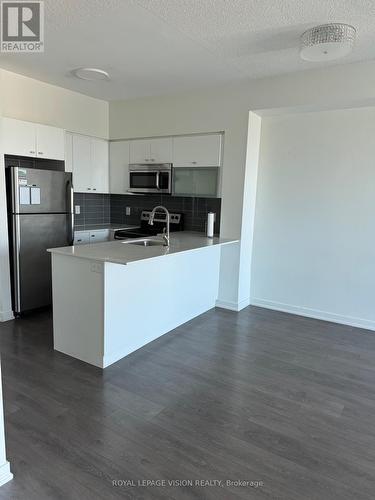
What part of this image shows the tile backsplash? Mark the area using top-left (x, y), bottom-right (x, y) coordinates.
top-left (74, 193), bottom-right (221, 234)
top-left (74, 193), bottom-right (111, 228)
top-left (111, 194), bottom-right (221, 234)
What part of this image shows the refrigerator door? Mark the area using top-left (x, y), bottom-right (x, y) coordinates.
top-left (10, 167), bottom-right (72, 214)
top-left (12, 213), bottom-right (72, 313)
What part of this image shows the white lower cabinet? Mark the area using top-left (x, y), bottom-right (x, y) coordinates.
top-left (89, 229), bottom-right (110, 243)
top-left (74, 231), bottom-right (90, 245)
top-left (74, 230), bottom-right (110, 245)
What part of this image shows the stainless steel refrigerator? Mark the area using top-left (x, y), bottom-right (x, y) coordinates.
top-left (6, 166), bottom-right (74, 314)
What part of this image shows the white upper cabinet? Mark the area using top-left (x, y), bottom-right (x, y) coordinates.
top-left (173, 134), bottom-right (222, 168)
top-left (70, 134), bottom-right (109, 194)
top-left (1, 118), bottom-right (65, 160)
top-left (149, 138), bottom-right (172, 163)
top-left (36, 124), bottom-right (65, 160)
top-left (65, 132), bottom-right (73, 173)
top-left (129, 139), bottom-right (150, 164)
top-left (129, 137), bottom-right (172, 164)
top-left (72, 134), bottom-right (92, 193)
top-left (1, 118), bottom-right (37, 157)
top-left (91, 138), bottom-right (109, 193)
top-left (109, 141), bottom-right (130, 194)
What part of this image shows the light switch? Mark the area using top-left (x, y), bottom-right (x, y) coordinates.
top-left (126, 207), bottom-right (131, 216)
top-left (75, 205), bottom-right (81, 215)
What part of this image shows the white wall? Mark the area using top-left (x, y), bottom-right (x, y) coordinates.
top-left (109, 60), bottom-right (375, 310)
top-left (0, 70), bottom-right (109, 138)
top-left (252, 107), bottom-right (375, 330)
top-left (0, 69), bottom-right (109, 320)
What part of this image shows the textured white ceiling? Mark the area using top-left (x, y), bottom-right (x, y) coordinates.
top-left (0, 0), bottom-right (374, 100)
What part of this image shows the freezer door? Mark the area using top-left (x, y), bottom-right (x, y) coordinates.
top-left (12, 213), bottom-right (72, 313)
top-left (11, 167), bottom-right (72, 214)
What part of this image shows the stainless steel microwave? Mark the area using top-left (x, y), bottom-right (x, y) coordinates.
top-left (128, 164), bottom-right (172, 194)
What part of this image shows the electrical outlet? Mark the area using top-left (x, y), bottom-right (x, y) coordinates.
top-left (125, 206), bottom-right (131, 216)
top-left (91, 262), bottom-right (102, 274)
top-left (75, 205), bottom-right (81, 215)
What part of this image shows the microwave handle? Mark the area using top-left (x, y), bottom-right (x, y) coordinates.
top-left (156, 172), bottom-right (160, 190)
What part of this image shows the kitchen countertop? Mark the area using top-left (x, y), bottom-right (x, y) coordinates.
top-left (74, 223), bottom-right (139, 232)
top-left (48, 232), bottom-right (238, 265)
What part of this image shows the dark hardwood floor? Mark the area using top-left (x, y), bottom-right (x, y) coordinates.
top-left (0, 306), bottom-right (374, 499)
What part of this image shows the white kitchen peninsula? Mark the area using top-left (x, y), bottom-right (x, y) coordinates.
top-left (48, 233), bottom-right (237, 368)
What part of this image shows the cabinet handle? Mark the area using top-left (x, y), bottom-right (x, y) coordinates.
top-left (192, 161), bottom-right (197, 164)
top-left (150, 159), bottom-right (155, 162)
top-left (87, 188), bottom-right (91, 191)
top-left (93, 188), bottom-right (97, 191)
top-left (144, 159), bottom-right (149, 162)
top-left (38, 152), bottom-right (44, 155)
top-left (30, 151), bottom-right (35, 154)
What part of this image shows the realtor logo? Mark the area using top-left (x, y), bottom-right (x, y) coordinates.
top-left (1, 1), bottom-right (44, 52)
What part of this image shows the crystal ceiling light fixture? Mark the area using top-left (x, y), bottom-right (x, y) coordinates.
top-left (72, 67), bottom-right (110, 81)
top-left (300, 23), bottom-right (356, 62)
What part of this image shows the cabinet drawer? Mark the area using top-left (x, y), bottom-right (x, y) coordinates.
top-left (89, 230), bottom-right (110, 243)
top-left (74, 231), bottom-right (90, 245)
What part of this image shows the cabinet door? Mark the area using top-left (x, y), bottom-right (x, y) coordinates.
top-left (173, 168), bottom-right (219, 197)
top-left (129, 139), bottom-right (151, 164)
top-left (91, 138), bottom-right (109, 193)
top-left (64, 132), bottom-right (73, 173)
top-left (173, 134), bottom-right (222, 168)
top-left (72, 135), bottom-right (92, 193)
top-left (109, 141), bottom-right (130, 194)
top-left (149, 137), bottom-right (172, 163)
top-left (2, 118), bottom-right (36, 157)
top-left (36, 124), bottom-right (65, 160)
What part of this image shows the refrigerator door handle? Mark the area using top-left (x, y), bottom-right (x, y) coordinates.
top-left (11, 167), bottom-right (20, 214)
top-left (13, 215), bottom-right (21, 313)
top-left (67, 177), bottom-right (74, 245)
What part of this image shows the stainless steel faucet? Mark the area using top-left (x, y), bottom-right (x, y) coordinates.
top-left (149, 205), bottom-right (170, 246)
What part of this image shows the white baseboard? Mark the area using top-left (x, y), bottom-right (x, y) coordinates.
top-left (216, 298), bottom-right (250, 312)
top-left (0, 461), bottom-right (13, 486)
top-left (251, 298), bottom-right (375, 332)
top-left (0, 310), bottom-right (14, 322)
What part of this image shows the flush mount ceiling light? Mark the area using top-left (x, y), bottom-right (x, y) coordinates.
top-left (300, 23), bottom-right (356, 62)
top-left (72, 67), bottom-right (110, 81)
